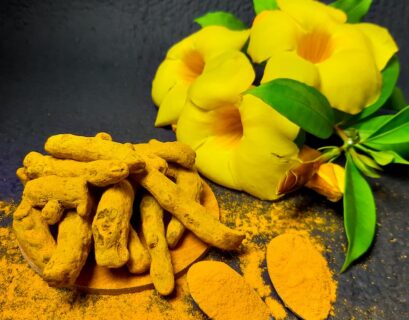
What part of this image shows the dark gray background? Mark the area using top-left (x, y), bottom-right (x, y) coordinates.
top-left (0, 0), bottom-right (408, 319)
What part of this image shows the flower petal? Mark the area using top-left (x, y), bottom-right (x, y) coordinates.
top-left (261, 51), bottom-right (320, 88)
top-left (355, 23), bottom-right (398, 70)
top-left (317, 50), bottom-right (381, 114)
top-left (176, 102), bottom-right (239, 188)
top-left (277, 0), bottom-right (347, 30)
top-left (231, 95), bottom-right (300, 200)
top-left (167, 26), bottom-right (249, 61)
top-left (189, 51), bottom-right (255, 110)
top-left (155, 82), bottom-right (189, 127)
top-left (248, 10), bottom-right (301, 63)
top-left (152, 59), bottom-right (185, 107)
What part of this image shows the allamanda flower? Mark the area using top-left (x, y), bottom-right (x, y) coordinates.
top-left (152, 26), bottom-right (249, 127)
top-left (248, 0), bottom-right (398, 115)
top-left (176, 50), bottom-right (317, 200)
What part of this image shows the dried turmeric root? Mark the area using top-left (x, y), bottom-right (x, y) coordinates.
top-left (133, 168), bottom-right (245, 251)
top-left (141, 195), bottom-right (174, 296)
top-left (43, 210), bottom-right (93, 286)
top-left (127, 226), bottom-right (151, 274)
top-left (13, 200), bottom-right (56, 270)
top-left (133, 139), bottom-right (196, 169)
top-left (23, 175), bottom-right (92, 218)
top-left (166, 166), bottom-right (203, 248)
top-left (23, 151), bottom-right (129, 187)
top-left (92, 180), bottom-right (134, 268)
top-left (41, 199), bottom-right (64, 225)
top-left (45, 134), bottom-right (145, 173)
top-left (16, 167), bottom-right (29, 185)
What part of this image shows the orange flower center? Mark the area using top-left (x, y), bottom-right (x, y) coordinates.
top-left (297, 31), bottom-right (333, 64)
top-left (213, 106), bottom-right (243, 146)
top-left (182, 50), bottom-right (205, 82)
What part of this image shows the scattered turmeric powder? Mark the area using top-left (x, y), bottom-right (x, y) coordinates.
top-left (187, 261), bottom-right (271, 320)
top-left (267, 233), bottom-right (337, 320)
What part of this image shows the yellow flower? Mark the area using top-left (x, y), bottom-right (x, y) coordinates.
top-left (152, 26), bottom-right (249, 127)
top-left (306, 162), bottom-right (345, 202)
top-left (176, 50), bottom-right (317, 200)
top-left (248, 0), bottom-right (398, 115)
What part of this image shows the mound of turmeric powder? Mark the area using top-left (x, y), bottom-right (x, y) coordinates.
top-left (13, 132), bottom-right (245, 295)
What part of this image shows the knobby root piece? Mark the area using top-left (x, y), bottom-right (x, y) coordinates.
top-left (23, 151), bottom-right (129, 187)
top-left (45, 134), bottom-right (145, 173)
top-left (187, 261), bottom-right (272, 320)
top-left (92, 180), bottom-right (134, 268)
top-left (16, 167), bottom-right (29, 185)
top-left (95, 132), bottom-right (112, 141)
top-left (133, 139), bottom-right (195, 169)
top-left (266, 233), bottom-right (337, 320)
top-left (43, 211), bottom-right (93, 286)
top-left (132, 168), bottom-right (244, 251)
top-left (166, 166), bottom-right (203, 248)
top-left (141, 194), bottom-right (174, 296)
top-left (127, 227), bottom-right (151, 274)
top-left (23, 176), bottom-right (92, 217)
top-left (41, 199), bottom-right (64, 225)
top-left (13, 200), bottom-right (56, 270)
top-left (139, 152), bottom-right (168, 173)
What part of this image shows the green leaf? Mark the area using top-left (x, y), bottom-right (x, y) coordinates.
top-left (253, 0), bottom-right (278, 14)
top-left (384, 87), bottom-right (407, 112)
top-left (294, 129), bottom-right (306, 148)
top-left (351, 114), bottom-right (393, 140)
top-left (366, 105), bottom-right (409, 138)
top-left (364, 106), bottom-right (409, 156)
top-left (246, 79), bottom-right (335, 139)
top-left (331, 0), bottom-right (373, 23)
top-left (351, 151), bottom-right (381, 178)
top-left (356, 144), bottom-right (409, 165)
top-left (341, 154), bottom-right (377, 272)
top-left (194, 11), bottom-right (247, 30)
top-left (347, 56), bottom-right (400, 124)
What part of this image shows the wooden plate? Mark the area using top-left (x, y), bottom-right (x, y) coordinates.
top-left (19, 181), bottom-right (219, 294)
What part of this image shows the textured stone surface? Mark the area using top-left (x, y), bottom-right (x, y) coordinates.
top-left (0, 0), bottom-right (408, 319)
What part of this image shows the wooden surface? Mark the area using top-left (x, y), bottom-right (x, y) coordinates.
top-left (18, 182), bottom-right (219, 294)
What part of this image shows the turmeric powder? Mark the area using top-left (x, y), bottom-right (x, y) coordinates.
top-left (266, 233), bottom-right (337, 320)
top-left (187, 261), bottom-right (271, 320)
top-left (92, 180), bottom-right (135, 268)
top-left (23, 151), bottom-right (130, 187)
top-left (23, 175), bottom-right (92, 218)
top-left (43, 210), bottom-right (93, 286)
top-left (166, 166), bottom-right (203, 248)
top-left (141, 194), bottom-right (175, 296)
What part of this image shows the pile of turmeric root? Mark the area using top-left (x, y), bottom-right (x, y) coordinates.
top-left (13, 133), bottom-right (245, 295)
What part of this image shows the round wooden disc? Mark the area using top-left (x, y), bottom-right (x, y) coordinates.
top-left (19, 181), bottom-right (219, 294)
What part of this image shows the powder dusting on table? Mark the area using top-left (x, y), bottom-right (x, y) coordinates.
top-left (2, 191), bottom-right (342, 320)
